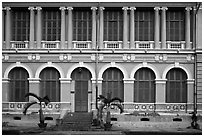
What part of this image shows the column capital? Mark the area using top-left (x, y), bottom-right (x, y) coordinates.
top-left (91, 7), bottom-right (97, 10)
top-left (28, 7), bottom-right (35, 11)
top-left (99, 7), bottom-right (105, 11)
top-left (59, 7), bottom-right (66, 11)
top-left (36, 7), bottom-right (42, 10)
top-left (185, 7), bottom-right (192, 11)
top-left (154, 7), bottom-right (160, 11)
top-left (122, 7), bottom-right (129, 10)
top-left (130, 7), bottom-right (136, 11)
top-left (3, 7), bottom-right (11, 11)
top-left (67, 7), bottom-right (73, 10)
top-left (161, 7), bottom-right (168, 11)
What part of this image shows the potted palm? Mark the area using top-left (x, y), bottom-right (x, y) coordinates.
top-left (23, 93), bottom-right (50, 128)
top-left (97, 92), bottom-right (123, 131)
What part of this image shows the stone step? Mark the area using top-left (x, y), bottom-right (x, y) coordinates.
top-left (58, 112), bottom-right (93, 131)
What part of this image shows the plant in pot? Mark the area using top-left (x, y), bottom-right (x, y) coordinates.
top-left (97, 92), bottom-right (123, 131)
top-left (23, 93), bottom-right (50, 128)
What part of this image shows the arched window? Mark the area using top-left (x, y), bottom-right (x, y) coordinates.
top-left (40, 67), bottom-right (60, 102)
top-left (166, 68), bottom-right (187, 103)
top-left (134, 68), bottom-right (155, 103)
top-left (102, 67), bottom-right (124, 100)
top-left (8, 67), bottom-right (29, 102)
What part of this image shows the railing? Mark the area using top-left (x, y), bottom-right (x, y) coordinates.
top-left (42, 41), bottom-right (60, 49)
top-left (73, 41), bottom-right (91, 49)
top-left (11, 41), bottom-right (29, 49)
top-left (135, 41), bottom-right (154, 49)
top-left (167, 41), bottom-right (185, 49)
top-left (104, 41), bottom-right (122, 49)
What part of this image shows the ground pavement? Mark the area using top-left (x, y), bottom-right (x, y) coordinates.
top-left (2, 118), bottom-right (202, 135)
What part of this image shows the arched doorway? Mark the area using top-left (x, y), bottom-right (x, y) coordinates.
top-left (166, 68), bottom-right (187, 103)
top-left (102, 67), bottom-right (124, 100)
top-left (71, 67), bottom-right (92, 112)
top-left (39, 67), bottom-right (60, 102)
top-left (8, 67), bottom-right (29, 102)
top-left (134, 68), bottom-right (156, 103)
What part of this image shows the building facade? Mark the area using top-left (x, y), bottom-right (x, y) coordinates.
top-left (2, 2), bottom-right (202, 116)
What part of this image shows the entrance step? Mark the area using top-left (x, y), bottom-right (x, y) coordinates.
top-left (57, 112), bottom-right (93, 131)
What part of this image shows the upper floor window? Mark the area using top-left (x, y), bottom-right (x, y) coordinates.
top-left (135, 8), bottom-right (154, 41)
top-left (104, 8), bottom-right (123, 41)
top-left (42, 8), bottom-right (61, 41)
top-left (12, 8), bottom-right (30, 41)
top-left (73, 8), bottom-right (92, 41)
top-left (166, 8), bottom-right (185, 41)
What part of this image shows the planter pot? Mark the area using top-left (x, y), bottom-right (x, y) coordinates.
top-left (38, 123), bottom-right (47, 128)
top-left (104, 123), bottom-right (112, 131)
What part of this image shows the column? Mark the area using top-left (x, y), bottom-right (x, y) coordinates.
top-left (161, 7), bottom-right (168, 49)
top-left (28, 7), bottom-right (35, 49)
top-left (2, 78), bottom-right (10, 102)
top-left (91, 7), bottom-right (97, 49)
top-left (60, 7), bottom-right (66, 49)
top-left (67, 7), bottom-right (73, 49)
top-left (122, 7), bottom-right (128, 49)
top-left (28, 78), bottom-right (40, 101)
top-left (154, 7), bottom-right (160, 49)
top-left (5, 7), bottom-right (11, 49)
top-left (36, 7), bottom-right (42, 49)
top-left (99, 7), bottom-right (105, 49)
top-left (185, 7), bottom-right (192, 49)
top-left (130, 7), bottom-right (136, 49)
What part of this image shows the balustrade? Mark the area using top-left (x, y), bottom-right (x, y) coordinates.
top-left (104, 41), bottom-right (122, 49)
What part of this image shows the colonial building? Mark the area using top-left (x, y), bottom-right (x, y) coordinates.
top-left (2, 2), bottom-right (202, 118)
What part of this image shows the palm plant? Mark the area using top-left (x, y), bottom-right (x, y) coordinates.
top-left (23, 93), bottom-right (50, 128)
top-left (97, 92), bottom-right (123, 131)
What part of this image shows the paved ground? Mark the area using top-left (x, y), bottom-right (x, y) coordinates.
top-left (2, 119), bottom-right (202, 135)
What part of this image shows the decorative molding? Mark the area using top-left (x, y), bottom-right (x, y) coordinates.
top-left (59, 7), bottom-right (66, 11)
top-left (154, 7), bottom-right (160, 11)
top-left (122, 7), bottom-right (129, 10)
top-left (67, 7), bottom-right (73, 10)
top-left (36, 7), bottom-right (42, 10)
top-left (91, 7), bottom-right (97, 10)
top-left (28, 7), bottom-right (35, 11)
top-left (91, 54), bottom-right (95, 61)
top-left (2, 54), bottom-right (9, 61)
top-left (174, 62), bottom-right (179, 67)
top-left (161, 7), bottom-right (168, 11)
top-left (4, 7), bottom-right (11, 11)
top-left (99, 7), bottom-right (105, 11)
top-left (99, 54), bottom-right (103, 61)
top-left (185, 7), bottom-right (192, 11)
top-left (129, 7), bottom-right (136, 11)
